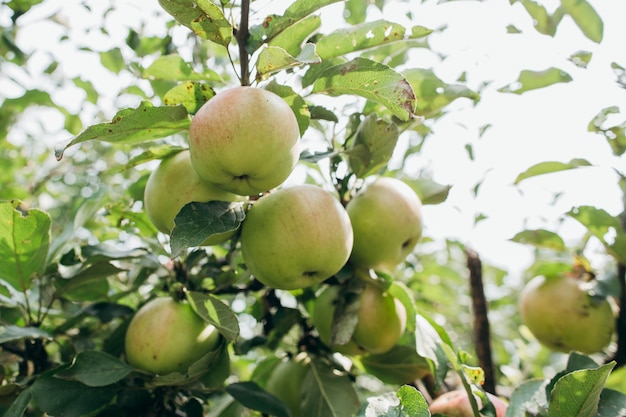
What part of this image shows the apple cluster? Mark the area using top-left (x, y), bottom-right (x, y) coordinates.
top-left (131, 86), bottom-right (426, 378)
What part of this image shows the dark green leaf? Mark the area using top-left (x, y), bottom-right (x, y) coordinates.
top-left (301, 360), bottom-right (360, 417)
top-left (3, 386), bottom-right (33, 417)
top-left (0, 325), bottom-right (52, 344)
top-left (0, 200), bottom-right (51, 292)
top-left (514, 159), bottom-right (592, 184)
top-left (299, 149), bottom-right (338, 163)
top-left (313, 57), bottom-right (416, 121)
top-left (247, 0), bottom-right (341, 52)
top-left (547, 362), bottom-right (615, 417)
top-left (55, 261), bottom-right (123, 301)
top-left (347, 114), bottom-right (399, 178)
top-left (263, 80), bottom-right (311, 137)
top-left (561, 0), bottom-right (603, 43)
top-left (56, 351), bottom-right (132, 387)
top-left (510, 229), bottom-right (566, 251)
top-left (31, 369), bottom-right (118, 417)
top-left (143, 54), bottom-right (221, 81)
top-left (226, 381), bottom-right (290, 417)
top-left (359, 345), bottom-right (431, 385)
top-left (403, 68), bottom-right (479, 118)
top-left (158, 0), bottom-right (231, 46)
top-left (316, 20), bottom-right (408, 60)
top-left (499, 67), bottom-right (572, 94)
top-left (308, 105), bottom-right (339, 123)
top-left (170, 201), bottom-right (245, 258)
top-left (55, 102), bottom-right (190, 160)
top-left (187, 291), bottom-right (240, 342)
top-left (505, 379), bottom-right (549, 417)
top-left (597, 389), bottom-right (626, 417)
top-left (163, 81), bottom-right (215, 113)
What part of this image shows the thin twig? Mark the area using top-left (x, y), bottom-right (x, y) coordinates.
top-left (235, 0), bottom-right (250, 86)
top-left (465, 247), bottom-right (496, 394)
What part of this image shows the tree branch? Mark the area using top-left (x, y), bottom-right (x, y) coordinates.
top-left (465, 247), bottom-right (496, 394)
top-left (610, 176), bottom-right (626, 367)
top-left (236, 0), bottom-right (250, 86)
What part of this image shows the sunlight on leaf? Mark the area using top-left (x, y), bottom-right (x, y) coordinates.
top-left (158, 0), bottom-right (231, 46)
top-left (312, 57), bottom-right (416, 121)
top-left (256, 44), bottom-right (321, 80)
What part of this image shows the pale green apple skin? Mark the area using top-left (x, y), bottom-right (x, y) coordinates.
top-left (124, 297), bottom-right (221, 375)
top-left (312, 281), bottom-right (407, 355)
top-left (264, 355), bottom-right (310, 417)
top-left (188, 86), bottom-right (300, 196)
top-left (346, 177), bottom-right (423, 273)
top-left (519, 274), bottom-right (615, 354)
top-left (143, 150), bottom-right (245, 245)
top-left (429, 390), bottom-right (508, 417)
top-left (240, 184), bottom-right (354, 290)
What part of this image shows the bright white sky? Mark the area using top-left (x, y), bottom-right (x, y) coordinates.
top-left (5, 0), bottom-right (626, 279)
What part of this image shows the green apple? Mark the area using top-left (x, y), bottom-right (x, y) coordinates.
top-left (519, 272), bottom-right (615, 354)
top-left (143, 149), bottom-right (245, 245)
top-left (429, 389), bottom-right (508, 417)
top-left (346, 177), bottom-right (423, 273)
top-left (264, 354), bottom-right (310, 417)
top-left (188, 86), bottom-right (300, 196)
top-left (312, 279), bottom-right (407, 355)
top-left (240, 184), bottom-right (354, 290)
top-left (124, 296), bottom-right (221, 375)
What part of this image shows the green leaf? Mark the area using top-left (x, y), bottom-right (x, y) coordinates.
top-left (356, 385), bottom-right (429, 417)
top-left (359, 345), bottom-right (431, 386)
top-left (31, 368), bottom-right (118, 417)
top-left (561, 0), bottom-right (603, 43)
top-left (510, 229), bottom-right (566, 251)
top-left (315, 20), bottom-right (408, 60)
top-left (151, 341), bottom-right (229, 387)
top-left (55, 351), bottom-right (132, 387)
top-left (99, 47), bottom-right (125, 74)
top-left (170, 201), bottom-right (246, 258)
top-left (547, 362), bottom-right (615, 417)
top-left (506, 379), bottom-right (549, 417)
top-left (268, 14), bottom-right (321, 57)
top-left (256, 44), bottom-right (321, 80)
top-left (518, 0), bottom-right (559, 36)
top-left (143, 54), bottom-right (221, 82)
top-left (0, 325), bottom-right (52, 344)
top-left (158, 0), bottom-right (231, 46)
top-left (587, 106), bottom-right (626, 157)
top-left (312, 57), bottom-right (416, 121)
top-left (264, 80), bottom-right (311, 136)
top-left (187, 291), bottom-right (240, 342)
top-left (55, 261), bottom-right (123, 301)
top-left (568, 206), bottom-right (626, 265)
top-left (346, 114), bottom-right (399, 178)
top-left (55, 102), bottom-right (190, 160)
top-left (163, 81), bottom-right (216, 114)
top-left (568, 50), bottom-right (593, 68)
top-left (247, 0), bottom-right (342, 52)
top-left (403, 68), bottom-right (479, 118)
top-left (0, 200), bottom-right (51, 292)
top-left (344, 0), bottom-right (368, 24)
top-left (3, 386), bottom-right (33, 417)
top-left (402, 177), bottom-right (451, 205)
top-left (598, 389), bottom-right (626, 416)
top-left (226, 381), bottom-right (290, 417)
top-left (301, 360), bottom-right (360, 417)
top-left (514, 158), bottom-right (592, 184)
top-left (499, 67), bottom-right (572, 94)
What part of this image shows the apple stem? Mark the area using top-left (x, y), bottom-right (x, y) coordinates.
top-left (466, 247), bottom-right (496, 395)
top-left (236, 0), bottom-right (251, 86)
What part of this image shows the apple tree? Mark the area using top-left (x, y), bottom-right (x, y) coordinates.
top-left (1, 0), bottom-right (625, 416)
